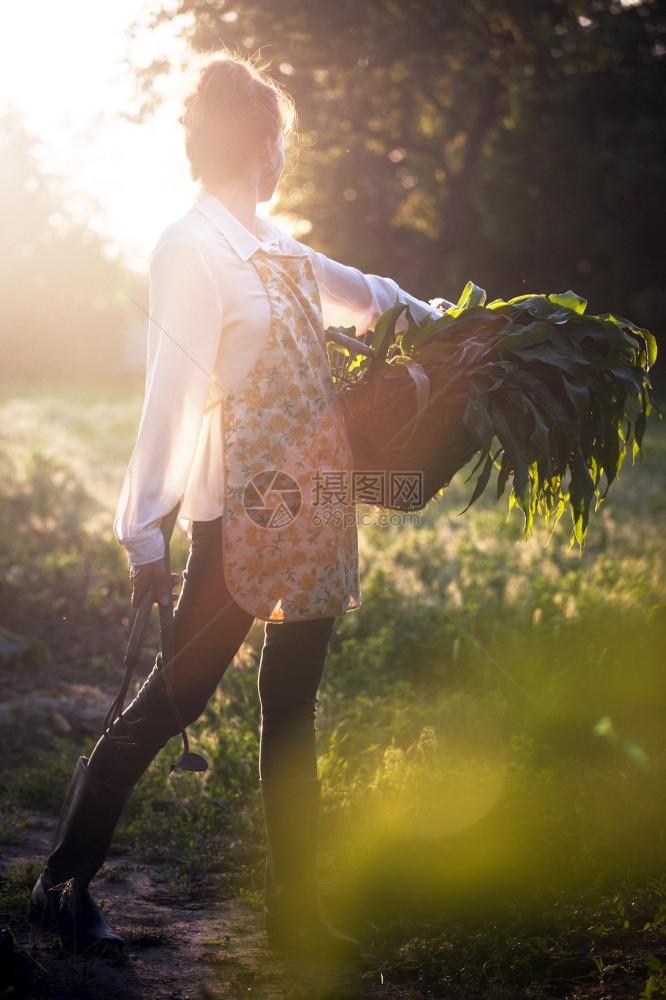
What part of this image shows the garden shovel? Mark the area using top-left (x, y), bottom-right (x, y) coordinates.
top-left (102, 504), bottom-right (208, 773)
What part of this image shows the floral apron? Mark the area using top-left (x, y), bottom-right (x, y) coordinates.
top-left (220, 249), bottom-right (360, 622)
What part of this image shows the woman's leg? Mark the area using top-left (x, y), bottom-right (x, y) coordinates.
top-left (257, 617), bottom-right (360, 959)
top-left (257, 616), bottom-right (335, 781)
top-left (31, 517), bottom-right (254, 949)
top-left (87, 517), bottom-right (254, 787)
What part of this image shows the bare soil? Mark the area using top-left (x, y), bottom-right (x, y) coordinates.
top-left (2, 815), bottom-right (375, 999)
top-left (0, 617), bottom-right (384, 1000)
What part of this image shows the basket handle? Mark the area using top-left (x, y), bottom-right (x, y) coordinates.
top-left (326, 326), bottom-right (375, 358)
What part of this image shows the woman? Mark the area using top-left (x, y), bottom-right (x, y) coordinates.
top-left (29, 53), bottom-right (445, 960)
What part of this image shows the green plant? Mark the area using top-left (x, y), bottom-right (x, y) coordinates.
top-left (0, 626), bottom-right (50, 667)
top-left (0, 862), bottom-right (43, 923)
top-left (330, 283), bottom-right (657, 544)
top-left (641, 955), bottom-right (666, 999)
top-left (0, 743), bottom-right (81, 814)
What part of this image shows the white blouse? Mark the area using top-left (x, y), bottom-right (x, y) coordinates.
top-left (114, 190), bottom-right (448, 566)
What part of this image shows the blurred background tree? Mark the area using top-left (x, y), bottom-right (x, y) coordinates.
top-left (2, 1), bottom-right (661, 383)
top-left (142, 0), bottom-right (664, 380)
top-left (0, 115), bottom-right (138, 380)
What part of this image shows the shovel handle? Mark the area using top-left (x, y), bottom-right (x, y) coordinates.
top-left (124, 589), bottom-right (154, 667)
top-left (103, 503), bottom-right (181, 738)
top-left (158, 502), bottom-right (178, 667)
top-left (156, 506), bottom-right (208, 773)
top-left (122, 503), bottom-right (179, 666)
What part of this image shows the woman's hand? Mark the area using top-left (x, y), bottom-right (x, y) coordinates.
top-left (129, 559), bottom-right (180, 610)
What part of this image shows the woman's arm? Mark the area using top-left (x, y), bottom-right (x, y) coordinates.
top-left (310, 251), bottom-right (450, 333)
top-left (300, 245), bottom-right (452, 334)
top-left (114, 237), bottom-right (224, 567)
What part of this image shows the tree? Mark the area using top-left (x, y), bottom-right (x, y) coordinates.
top-left (141, 0), bottom-right (665, 366)
top-left (0, 116), bottom-right (136, 380)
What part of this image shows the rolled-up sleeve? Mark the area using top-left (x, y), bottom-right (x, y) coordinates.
top-left (114, 238), bottom-right (224, 565)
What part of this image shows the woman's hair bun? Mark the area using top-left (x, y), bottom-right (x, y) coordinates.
top-left (180, 51), bottom-right (296, 185)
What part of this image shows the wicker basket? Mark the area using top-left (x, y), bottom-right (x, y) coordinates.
top-left (328, 281), bottom-right (656, 533)
top-left (337, 360), bottom-right (480, 512)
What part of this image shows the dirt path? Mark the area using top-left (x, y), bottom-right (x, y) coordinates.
top-left (2, 817), bottom-right (376, 1000)
top-left (0, 636), bottom-right (383, 1000)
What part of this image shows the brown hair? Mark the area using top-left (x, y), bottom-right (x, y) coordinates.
top-left (180, 53), bottom-right (296, 186)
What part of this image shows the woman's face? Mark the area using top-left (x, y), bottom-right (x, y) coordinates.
top-left (258, 132), bottom-right (285, 203)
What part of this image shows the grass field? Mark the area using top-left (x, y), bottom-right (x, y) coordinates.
top-left (0, 379), bottom-right (664, 998)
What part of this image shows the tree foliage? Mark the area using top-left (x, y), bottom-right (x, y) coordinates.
top-left (0, 116), bottom-right (136, 379)
top-left (142, 0), bottom-right (665, 373)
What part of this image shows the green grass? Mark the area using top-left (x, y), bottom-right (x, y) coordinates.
top-left (360, 880), bottom-right (666, 999)
top-left (0, 379), bottom-right (664, 997)
top-left (0, 862), bottom-right (43, 923)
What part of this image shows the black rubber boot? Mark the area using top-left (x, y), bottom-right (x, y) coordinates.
top-left (28, 757), bottom-right (130, 952)
top-left (260, 778), bottom-right (360, 961)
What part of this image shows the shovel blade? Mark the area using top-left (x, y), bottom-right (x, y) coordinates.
top-left (170, 751), bottom-right (208, 773)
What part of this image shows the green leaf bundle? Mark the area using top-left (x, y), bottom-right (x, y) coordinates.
top-left (329, 283), bottom-right (657, 545)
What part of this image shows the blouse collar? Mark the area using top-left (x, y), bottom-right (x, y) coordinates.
top-left (194, 190), bottom-right (281, 261)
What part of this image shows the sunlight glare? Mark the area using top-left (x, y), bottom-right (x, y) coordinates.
top-left (0, 1), bottom-right (198, 269)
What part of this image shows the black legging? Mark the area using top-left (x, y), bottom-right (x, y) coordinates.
top-left (87, 517), bottom-right (336, 788)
